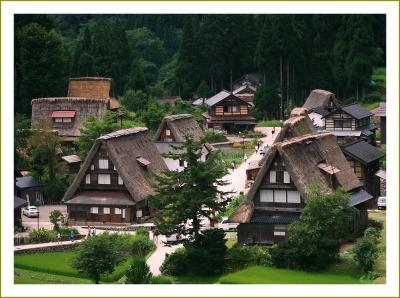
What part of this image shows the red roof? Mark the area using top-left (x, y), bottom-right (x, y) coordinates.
top-left (51, 111), bottom-right (76, 118)
top-left (136, 156), bottom-right (151, 167)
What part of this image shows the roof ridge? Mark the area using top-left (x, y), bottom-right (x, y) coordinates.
top-left (98, 127), bottom-right (148, 140)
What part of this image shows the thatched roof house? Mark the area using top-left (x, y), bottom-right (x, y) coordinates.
top-left (303, 89), bottom-right (340, 111)
top-left (31, 77), bottom-right (121, 142)
top-left (231, 131), bottom-right (372, 245)
top-left (63, 127), bottom-right (167, 225)
top-left (154, 114), bottom-right (203, 142)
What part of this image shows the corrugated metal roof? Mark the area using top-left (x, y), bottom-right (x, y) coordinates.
top-left (205, 90), bottom-right (231, 106)
top-left (51, 111), bottom-right (76, 118)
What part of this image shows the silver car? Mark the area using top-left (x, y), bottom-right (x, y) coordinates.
top-left (377, 197), bottom-right (386, 210)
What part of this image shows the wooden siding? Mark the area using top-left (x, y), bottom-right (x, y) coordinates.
top-left (325, 112), bottom-right (356, 130)
top-left (238, 223), bottom-right (287, 244)
top-left (68, 205), bottom-right (132, 223)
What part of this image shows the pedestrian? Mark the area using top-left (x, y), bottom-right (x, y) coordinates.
top-left (153, 229), bottom-right (159, 244)
top-left (57, 232), bottom-right (61, 243)
top-left (244, 153), bottom-right (248, 162)
top-left (231, 161), bottom-right (235, 172)
top-left (255, 144), bottom-right (259, 154)
top-left (272, 127), bottom-right (275, 135)
top-left (87, 226), bottom-right (91, 238)
top-left (70, 230), bottom-right (75, 242)
top-left (92, 227), bottom-right (96, 236)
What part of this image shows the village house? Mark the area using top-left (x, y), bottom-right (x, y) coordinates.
top-left (156, 95), bottom-right (179, 106)
top-left (202, 90), bottom-right (256, 133)
top-left (342, 140), bottom-right (384, 199)
top-left (14, 195), bottom-right (27, 230)
top-left (302, 89), bottom-right (340, 128)
top-left (31, 77), bottom-right (121, 143)
top-left (154, 114), bottom-right (214, 171)
top-left (230, 131), bottom-right (373, 245)
top-left (15, 176), bottom-right (44, 206)
top-left (371, 102), bottom-right (386, 144)
top-left (232, 82), bottom-right (257, 105)
top-left (63, 127), bottom-right (167, 225)
top-left (232, 73), bottom-right (260, 90)
top-left (60, 154), bottom-right (82, 174)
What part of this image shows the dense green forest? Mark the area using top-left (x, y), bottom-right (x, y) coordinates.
top-left (15, 14), bottom-right (385, 117)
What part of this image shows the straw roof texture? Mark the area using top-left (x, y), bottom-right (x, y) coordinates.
top-left (303, 89), bottom-right (340, 111)
top-left (154, 114), bottom-right (203, 142)
top-left (63, 127), bottom-right (168, 204)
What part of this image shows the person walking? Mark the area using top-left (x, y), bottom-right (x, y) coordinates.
top-left (87, 226), bottom-right (91, 239)
top-left (92, 227), bottom-right (96, 236)
top-left (231, 161), bottom-right (235, 172)
top-left (70, 230), bottom-right (75, 242)
top-left (244, 153), bottom-right (248, 163)
top-left (255, 144), bottom-right (259, 154)
top-left (57, 232), bottom-right (61, 243)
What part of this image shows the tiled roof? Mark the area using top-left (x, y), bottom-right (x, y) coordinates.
top-left (349, 188), bottom-right (373, 207)
top-left (16, 176), bottom-right (42, 189)
top-left (51, 111), bottom-right (76, 118)
top-left (371, 102), bottom-right (386, 117)
top-left (342, 103), bottom-right (372, 119)
top-left (14, 195), bottom-right (27, 209)
top-left (342, 140), bottom-right (384, 164)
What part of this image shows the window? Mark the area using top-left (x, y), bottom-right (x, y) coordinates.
top-left (287, 191), bottom-right (301, 203)
top-left (334, 120), bottom-right (343, 129)
top-left (118, 175), bottom-right (123, 185)
top-left (63, 118), bottom-right (72, 123)
top-left (99, 159), bottom-right (109, 169)
top-left (85, 174), bottom-right (90, 184)
top-left (90, 207), bottom-right (98, 214)
top-left (179, 159), bottom-right (185, 167)
top-left (114, 165), bottom-right (116, 171)
top-left (276, 171), bottom-right (284, 183)
top-left (284, 171), bottom-right (290, 183)
top-left (55, 118), bottom-right (63, 123)
top-left (115, 208), bottom-right (122, 215)
top-left (260, 189), bottom-right (274, 202)
top-left (98, 174), bottom-right (111, 184)
top-left (103, 207), bottom-right (110, 214)
top-left (269, 171), bottom-right (276, 183)
top-left (274, 190), bottom-right (286, 203)
top-left (274, 225), bottom-right (286, 236)
top-left (343, 119), bottom-right (352, 128)
top-left (90, 164), bottom-right (95, 170)
top-left (122, 209), bottom-right (126, 219)
top-left (165, 129), bottom-right (171, 136)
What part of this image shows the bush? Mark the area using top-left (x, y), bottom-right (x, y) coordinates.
top-left (220, 194), bottom-right (246, 218)
top-left (135, 227), bottom-right (150, 238)
top-left (256, 120), bottom-right (282, 127)
top-left (225, 245), bottom-right (272, 272)
top-left (201, 130), bottom-right (227, 143)
top-left (130, 234), bottom-right (156, 257)
top-left (150, 275), bottom-right (174, 284)
top-left (352, 228), bottom-right (381, 274)
top-left (29, 228), bottom-right (56, 243)
top-left (160, 248), bottom-right (188, 276)
top-left (125, 257), bottom-right (152, 284)
top-left (185, 229), bottom-right (227, 276)
top-left (232, 142), bottom-right (242, 149)
top-left (49, 210), bottom-right (64, 230)
top-left (58, 227), bottom-right (79, 237)
top-left (367, 219), bottom-right (384, 232)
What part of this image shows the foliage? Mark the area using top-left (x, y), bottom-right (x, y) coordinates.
top-left (58, 227), bottom-right (79, 237)
top-left (185, 229), bottom-right (227, 276)
top-left (353, 227), bottom-right (381, 274)
top-left (270, 188), bottom-right (357, 271)
top-left (49, 210), bottom-right (64, 230)
top-left (135, 227), bottom-right (150, 238)
top-left (14, 268), bottom-right (91, 284)
top-left (149, 275), bottom-right (174, 284)
top-left (42, 175), bottom-right (67, 203)
top-left (160, 248), bottom-right (188, 276)
top-left (72, 233), bottom-right (127, 283)
top-left (220, 194), bottom-right (246, 218)
top-left (14, 113), bottom-right (31, 169)
top-left (120, 89), bottom-right (148, 112)
top-left (27, 120), bottom-right (61, 181)
top-left (378, 145), bottom-right (386, 169)
top-left (224, 245), bottom-right (272, 273)
top-left (196, 80), bottom-right (211, 98)
top-left (149, 137), bottom-right (230, 243)
top-left (200, 130), bottom-right (227, 143)
top-left (256, 119), bottom-right (283, 127)
top-left (125, 257), bottom-right (152, 284)
top-left (141, 99), bottom-right (166, 132)
top-left (29, 228), bottom-right (57, 243)
top-left (253, 83), bottom-right (281, 120)
top-left (129, 234), bottom-right (156, 257)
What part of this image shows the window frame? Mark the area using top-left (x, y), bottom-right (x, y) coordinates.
top-left (98, 174), bottom-right (111, 185)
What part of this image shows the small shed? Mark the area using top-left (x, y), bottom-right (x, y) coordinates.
top-left (15, 176), bottom-right (44, 205)
top-left (61, 154), bottom-right (82, 174)
top-left (371, 102), bottom-right (386, 144)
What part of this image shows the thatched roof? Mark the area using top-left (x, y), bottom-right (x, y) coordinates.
top-left (303, 89), bottom-right (340, 111)
top-left (273, 111), bottom-right (317, 144)
top-left (63, 127), bottom-right (168, 204)
top-left (230, 132), bottom-right (364, 223)
top-left (154, 114), bottom-right (203, 142)
top-left (68, 77), bottom-right (112, 99)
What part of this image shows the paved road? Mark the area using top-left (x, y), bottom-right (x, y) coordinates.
top-left (219, 127), bottom-right (281, 196)
top-left (20, 204), bottom-right (67, 232)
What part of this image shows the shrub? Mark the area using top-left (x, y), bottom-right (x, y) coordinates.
top-left (201, 130), bottom-right (227, 143)
top-left (130, 234), bottom-right (156, 257)
top-left (125, 257), bottom-right (152, 284)
top-left (49, 210), bottom-right (64, 230)
top-left (225, 245), bottom-right (271, 272)
top-left (160, 248), bottom-right (188, 276)
top-left (367, 219), bottom-right (384, 232)
top-left (29, 228), bottom-right (56, 243)
top-left (185, 229), bottom-right (227, 276)
top-left (150, 275), bottom-right (174, 284)
top-left (58, 227), bottom-right (79, 237)
top-left (352, 229), bottom-right (381, 274)
top-left (220, 194), bottom-right (246, 218)
top-left (135, 227), bottom-right (150, 238)
top-left (232, 142), bottom-right (242, 149)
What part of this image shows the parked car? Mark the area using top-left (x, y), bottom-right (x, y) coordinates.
top-left (377, 197), bottom-right (386, 210)
top-left (22, 206), bottom-right (39, 217)
top-left (218, 217), bottom-right (239, 231)
top-left (259, 146), bottom-right (270, 155)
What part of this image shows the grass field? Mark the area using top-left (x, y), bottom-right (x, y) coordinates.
top-left (14, 268), bottom-right (91, 284)
top-left (14, 251), bottom-right (132, 283)
top-left (369, 211), bottom-right (386, 284)
top-left (256, 120), bottom-right (282, 127)
top-left (218, 266), bottom-right (363, 284)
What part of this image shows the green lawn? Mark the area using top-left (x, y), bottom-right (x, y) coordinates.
top-left (14, 250), bottom-right (133, 283)
top-left (361, 101), bottom-right (380, 111)
top-left (14, 268), bottom-right (91, 284)
top-left (369, 211), bottom-right (386, 284)
top-left (218, 266), bottom-right (363, 284)
top-left (257, 119), bottom-right (282, 127)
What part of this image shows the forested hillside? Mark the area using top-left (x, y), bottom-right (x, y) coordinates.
top-left (15, 14), bottom-right (385, 116)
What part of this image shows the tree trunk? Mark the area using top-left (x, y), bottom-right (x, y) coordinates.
top-left (286, 59), bottom-right (289, 113)
top-left (280, 56), bottom-right (283, 120)
top-left (356, 83), bottom-right (359, 102)
top-left (210, 76), bottom-right (214, 95)
top-left (230, 69), bottom-right (233, 92)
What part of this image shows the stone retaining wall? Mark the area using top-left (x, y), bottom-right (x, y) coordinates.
top-left (14, 242), bottom-right (79, 255)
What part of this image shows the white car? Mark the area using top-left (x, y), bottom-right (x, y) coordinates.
top-left (377, 197), bottom-right (386, 210)
top-left (22, 206), bottom-right (39, 218)
top-left (218, 217), bottom-right (238, 231)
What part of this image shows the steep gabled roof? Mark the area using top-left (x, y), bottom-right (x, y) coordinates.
top-left (16, 176), bottom-right (42, 189)
top-left (63, 127), bottom-right (168, 203)
top-left (154, 114), bottom-right (203, 142)
top-left (371, 102), bottom-right (386, 117)
top-left (342, 140), bottom-right (384, 165)
top-left (303, 89), bottom-right (340, 111)
top-left (205, 90), bottom-right (251, 107)
top-left (230, 132), bottom-right (364, 223)
top-left (233, 84), bottom-right (257, 95)
top-left (322, 103), bottom-right (372, 120)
